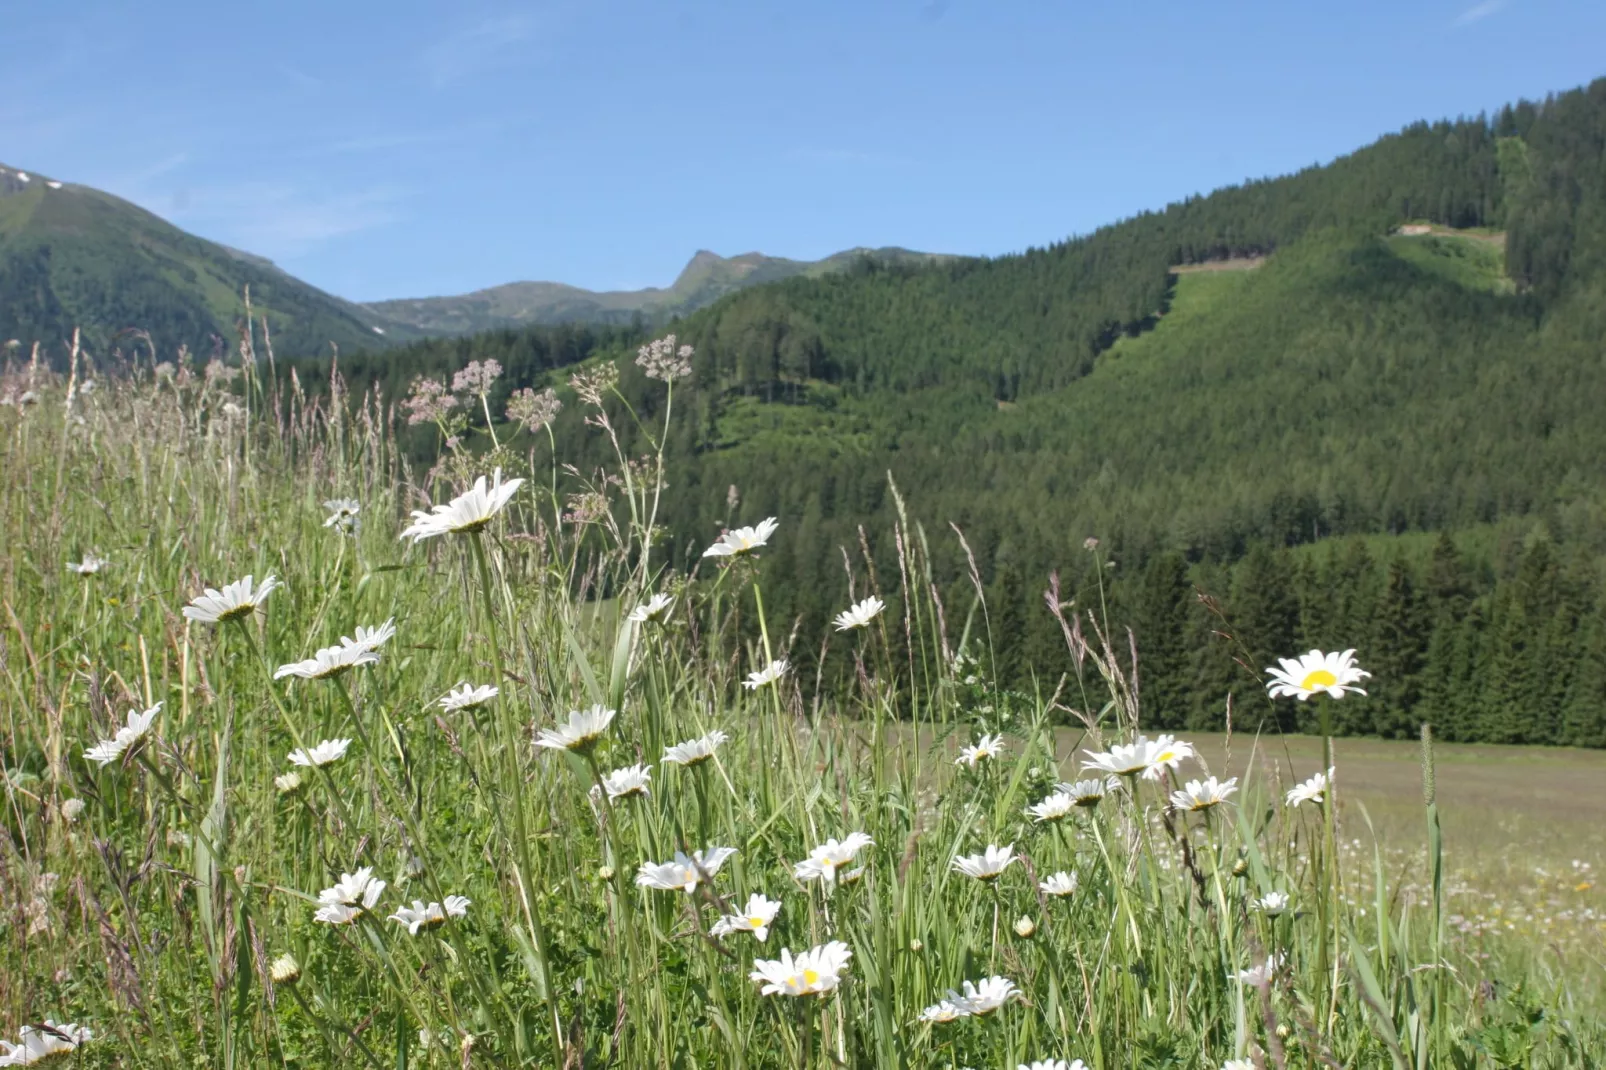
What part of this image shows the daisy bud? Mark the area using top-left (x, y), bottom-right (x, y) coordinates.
top-left (598, 865), bottom-right (615, 882)
top-left (1013, 915), bottom-right (1037, 939)
top-left (1232, 858), bottom-right (1249, 877)
top-left (269, 953), bottom-right (301, 986)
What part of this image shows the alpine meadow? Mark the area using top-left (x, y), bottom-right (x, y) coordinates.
top-left (3, 65), bottom-right (1606, 1070)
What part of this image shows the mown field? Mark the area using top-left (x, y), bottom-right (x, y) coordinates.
top-left (1, 350), bottom-right (1602, 1069)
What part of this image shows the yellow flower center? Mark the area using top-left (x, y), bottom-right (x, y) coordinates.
top-left (748, 916), bottom-right (766, 928)
top-left (802, 969), bottom-right (820, 987)
top-left (1300, 669), bottom-right (1338, 691)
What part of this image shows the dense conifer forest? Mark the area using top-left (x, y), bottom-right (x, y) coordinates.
top-left (266, 78), bottom-right (1606, 745)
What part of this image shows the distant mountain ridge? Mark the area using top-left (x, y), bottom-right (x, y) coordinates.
top-left (362, 246), bottom-right (956, 334)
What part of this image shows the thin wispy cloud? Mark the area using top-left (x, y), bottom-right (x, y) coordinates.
top-left (1453, 0), bottom-right (1506, 26)
top-left (131, 181), bottom-right (410, 260)
top-left (422, 13), bottom-right (537, 87)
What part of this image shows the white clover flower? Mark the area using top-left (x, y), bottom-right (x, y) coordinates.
top-left (918, 999), bottom-right (970, 1023)
top-left (635, 847), bottom-right (737, 893)
top-left (323, 498), bottom-right (360, 534)
top-left (793, 833), bottom-right (874, 886)
top-left (1020, 1061), bottom-right (1088, 1070)
top-left (1170, 776), bottom-right (1239, 813)
top-left (1081, 734), bottom-right (1195, 781)
top-left (749, 940), bottom-right (851, 997)
top-left (627, 593), bottom-right (675, 625)
top-left (952, 844), bottom-right (1016, 882)
top-left (0, 1021), bottom-right (93, 1063)
top-left (1040, 871), bottom-right (1078, 897)
top-left (65, 553), bottom-right (109, 575)
top-left (269, 953), bottom-right (301, 985)
top-left (702, 517), bottom-right (778, 558)
top-left (956, 733), bottom-right (1005, 768)
top-left (1266, 649), bottom-right (1370, 700)
top-left (83, 702), bottom-right (161, 767)
top-left (388, 895), bottom-right (470, 935)
top-left (832, 596), bottom-right (885, 631)
top-left (399, 469), bottom-right (524, 542)
top-left (288, 739), bottom-right (352, 768)
top-left (314, 867), bottom-right (386, 925)
top-left (662, 730), bottom-right (730, 767)
top-left (274, 619), bottom-right (394, 680)
top-left (710, 893), bottom-right (782, 943)
top-left (1058, 776), bottom-right (1118, 808)
top-left (1027, 791), bottom-right (1077, 823)
top-left (599, 764), bottom-right (652, 800)
top-left (1286, 768), bottom-right (1334, 808)
top-left (946, 975), bottom-right (1019, 1016)
top-left (1255, 891), bottom-right (1291, 916)
top-left (438, 683), bottom-right (498, 713)
top-left (183, 574), bottom-right (280, 624)
top-left (743, 659), bottom-right (788, 690)
top-left (534, 705), bottom-right (616, 754)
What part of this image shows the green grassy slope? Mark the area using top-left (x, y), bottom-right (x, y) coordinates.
top-left (0, 165), bottom-right (421, 360)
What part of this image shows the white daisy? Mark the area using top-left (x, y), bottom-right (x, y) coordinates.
top-left (1233, 953), bottom-right (1285, 985)
top-left (710, 893), bottom-right (782, 943)
top-left (65, 553), bottom-right (109, 575)
top-left (273, 626), bottom-right (389, 680)
top-left (269, 953), bottom-right (301, 985)
top-left (702, 517), bottom-right (778, 558)
top-left (793, 833), bottom-right (875, 886)
top-left (1266, 649), bottom-right (1370, 701)
top-left (1058, 776), bottom-right (1118, 808)
top-left (1286, 768), bottom-right (1333, 808)
top-left (1020, 1061), bottom-right (1088, 1070)
top-left (83, 702), bottom-right (161, 767)
top-left (438, 683), bottom-right (498, 713)
top-left (833, 596), bottom-right (886, 631)
top-left (662, 730), bottom-right (730, 767)
top-left (183, 574), bottom-right (280, 624)
top-left (1012, 915), bottom-right (1036, 938)
top-left (952, 843), bottom-right (1016, 882)
top-left (399, 469), bottom-right (524, 542)
top-left (1222, 1061), bottom-right (1258, 1070)
top-left (948, 975), bottom-right (1019, 1015)
top-left (314, 867), bottom-right (386, 925)
top-left (1081, 734), bottom-right (1195, 781)
top-left (288, 739), bottom-right (352, 768)
top-left (627, 593), bottom-right (675, 625)
top-left (323, 497), bottom-right (360, 532)
top-left (274, 771), bottom-right (303, 794)
top-left (350, 618), bottom-right (397, 652)
top-left (743, 659), bottom-right (788, 690)
top-left (1254, 891), bottom-right (1291, 916)
top-left (918, 999), bottom-right (970, 1023)
top-left (534, 705), bottom-right (616, 754)
top-left (387, 895), bottom-right (470, 935)
top-left (956, 732), bottom-right (1005, 768)
top-left (600, 763), bottom-right (652, 800)
top-left (1027, 791), bottom-right (1077, 823)
top-left (1170, 776), bottom-right (1239, 813)
top-left (749, 940), bottom-right (851, 997)
top-left (1139, 734), bottom-right (1197, 780)
top-left (634, 847), bottom-right (738, 893)
top-left (0, 1021), bottom-right (93, 1064)
top-left (1040, 871), bottom-right (1079, 897)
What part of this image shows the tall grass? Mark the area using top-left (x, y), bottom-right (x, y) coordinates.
top-left (0, 347), bottom-right (1599, 1068)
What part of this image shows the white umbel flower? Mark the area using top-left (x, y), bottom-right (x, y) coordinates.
top-left (793, 833), bottom-right (874, 886)
top-left (83, 702), bottom-right (161, 767)
top-left (438, 683), bottom-right (498, 712)
top-left (313, 867), bottom-right (386, 925)
top-left (288, 739), bottom-right (352, 768)
top-left (399, 469), bottom-right (524, 542)
top-left (743, 659), bottom-right (788, 690)
top-left (1266, 649), bottom-right (1370, 701)
top-left (710, 893), bottom-right (782, 943)
top-left (702, 517), bottom-right (778, 558)
top-left (952, 844), bottom-right (1016, 882)
top-left (1081, 734), bottom-right (1195, 781)
top-left (1027, 791), bottom-right (1077, 823)
top-left (635, 847), bottom-right (738, 893)
top-left (749, 940), bottom-right (851, 997)
top-left (956, 733), bottom-right (1005, 768)
top-left (183, 574), bottom-right (280, 624)
top-left (833, 596), bottom-right (885, 631)
top-left (948, 975), bottom-right (1019, 1015)
top-left (627, 593), bottom-right (675, 624)
top-left (662, 730), bottom-right (730, 767)
top-left (1040, 871), bottom-right (1079, 897)
top-left (1058, 776), bottom-right (1118, 808)
top-left (274, 620), bottom-right (395, 680)
top-left (534, 705), bottom-right (616, 754)
top-left (65, 553), bottom-right (110, 575)
top-left (388, 895), bottom-right (470, 935)
top-left (599, 764), bottom-right (652, 799)
top-left (0, 1021), bottom-right (93, 1064)
top-left (1254, 891), bottom-right (1291, 916)
top-left (1170, 776), bottom-right (1239, 813)
top-left (1286, 768), bottom-right (1334, 808)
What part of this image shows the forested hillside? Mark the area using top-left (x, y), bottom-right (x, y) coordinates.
top-left (288, 78), bottom-right (1606, 745)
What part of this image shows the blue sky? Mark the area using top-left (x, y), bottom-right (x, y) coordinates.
top-left (1, 1), bottom-right (1601, 302)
